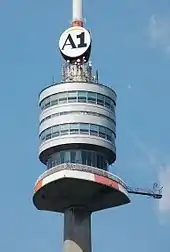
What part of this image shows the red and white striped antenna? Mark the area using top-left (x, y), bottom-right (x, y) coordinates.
top-left (72, 0), bottom-right (84, 27)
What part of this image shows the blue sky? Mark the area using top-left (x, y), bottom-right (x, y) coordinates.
top-left (0, 0), bottom-right (170, 251)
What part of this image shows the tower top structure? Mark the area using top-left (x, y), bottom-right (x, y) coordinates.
top-left (59, 0), bottom-right (91, 63)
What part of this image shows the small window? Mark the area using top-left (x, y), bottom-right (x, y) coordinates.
top-left (97, 94), bottom-right (104, 106)
top-left (52, 125), bottom-right (60, 137)
top-left (112, 123), bottom-right (116, 133)
top-left (51, 153), bottom-right (59, 167)
top-left (60, 124), bottom-right (69, 135)
top-left (51, 94), bottom-right (58, 106)
top-left (106, 134), bottom-right (111, 141)
top-left (58, 92), bottom-right (67, 104)
top-left (80, 123), bottom-right (89, 134)
top-left (60, 152), bottom-right (65, 163)
top-left (92, 112), bottom-right (98, 117)
top-left (110, 100), bottom-right (115, 112)
top-left (71, 151), bottom-right (76, 163)
top-left (70, 123), bottom-right (79, 134)
top-left (68, 91), bottom-right (77, 103)
top-left (60, 111), bottom-right (68, 116)
top-left (100, 155), bottom-right (104, 169)
top-left (52, 159), bottom-right (56, 167)
top-left (106, 128), bottom-right (112, 141)
top-left (82, 150), bottom-right (87, 165)
top-left (92, 152), bottom-right (96, 167)
top-left (105, 97), bottom-right (111, 109)
top-left (104, 159), bottom-right (107, 170)
top-left (47, 156), bottom-right (52, 169)
top-left (111, 133), bottom-right (115, 143)
top-left (90, 124), bottom-right (98, 136)
top-left (45, 128), bottom-right (51, 140)
top-left (87, 151), bottom-right (92, 166)
top-left (53, 153), bottom-right (60, 166)
top-left (99, 126), bottom-right (106, 139)
top-left (40, 131), bottom-right (45, 142)
top-left (75, 150), bottom-right (81, 163)
top-left (64, 151), bottom-right (70, 163)
top-left (78, 91), bottom-right (87, 103)
top-left (97, 154), bottom-right (101, 168)
top-left (45, 97), bottom-right (51, 109)
top-left (87, 92), bottom-right (96, 104)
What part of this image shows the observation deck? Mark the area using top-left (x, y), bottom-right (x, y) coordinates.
top-left (33, 163), bottom-right (130, 213)
top-left (33, 61), bottom-right (130, 213)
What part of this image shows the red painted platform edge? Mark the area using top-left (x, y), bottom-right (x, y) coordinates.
top-left (94, 175), bottom-right (119, 190)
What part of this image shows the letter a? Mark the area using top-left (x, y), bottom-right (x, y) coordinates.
top-left (62, 34), bottom-right (76, 50)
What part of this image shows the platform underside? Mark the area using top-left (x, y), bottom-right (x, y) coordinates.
top-left (33, 164), bottom-right (130, 213)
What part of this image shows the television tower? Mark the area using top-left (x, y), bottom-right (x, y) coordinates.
top-left (33, 1), bottom-right (162, 252)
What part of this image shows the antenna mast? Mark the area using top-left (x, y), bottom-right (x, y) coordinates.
top-left (72, 0), bottom-right (83, 27)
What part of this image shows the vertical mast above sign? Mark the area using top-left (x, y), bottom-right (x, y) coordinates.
top-left (59, 0), bottom-right (91, 63)
top-left (72, 0), bottom-right (83, 27)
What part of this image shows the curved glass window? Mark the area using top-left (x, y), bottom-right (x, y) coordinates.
top-left (47, 150), bottom-right (108, 170)
top-left (88, 92), bottom-right (96, 103)
top-left (39, 123), bottom-right (115, 144)
top-left (68, 91), bottom-right (77, 103)
top-left (40, 91), bottom-right (115, 112)
top-left (90, 124), bottom-right (98, 136)
top-left (40, 110), bottom-right (116, 125)
top-left (78, 91), bottom-right (87, 102)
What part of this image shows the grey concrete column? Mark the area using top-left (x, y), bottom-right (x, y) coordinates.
top-left (63, 207), bottom-right (92, 252)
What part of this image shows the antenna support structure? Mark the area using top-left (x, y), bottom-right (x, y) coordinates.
top-left (32, 1), bottom-right (162, 252)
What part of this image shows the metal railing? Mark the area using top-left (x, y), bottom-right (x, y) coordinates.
top-left (35, 163), bottom-right (126, 188)
top-left (34, 163), bottom-right (163, 199)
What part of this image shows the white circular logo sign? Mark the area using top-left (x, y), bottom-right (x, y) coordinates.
top-left (59, 26), bottom-right (91, 59)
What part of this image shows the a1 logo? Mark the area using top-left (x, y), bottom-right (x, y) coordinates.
top-left (59, 26), bottom-right (91, 59)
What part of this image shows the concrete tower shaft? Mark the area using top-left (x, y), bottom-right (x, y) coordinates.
top-left (64, 208), bottom-right (91, 252)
